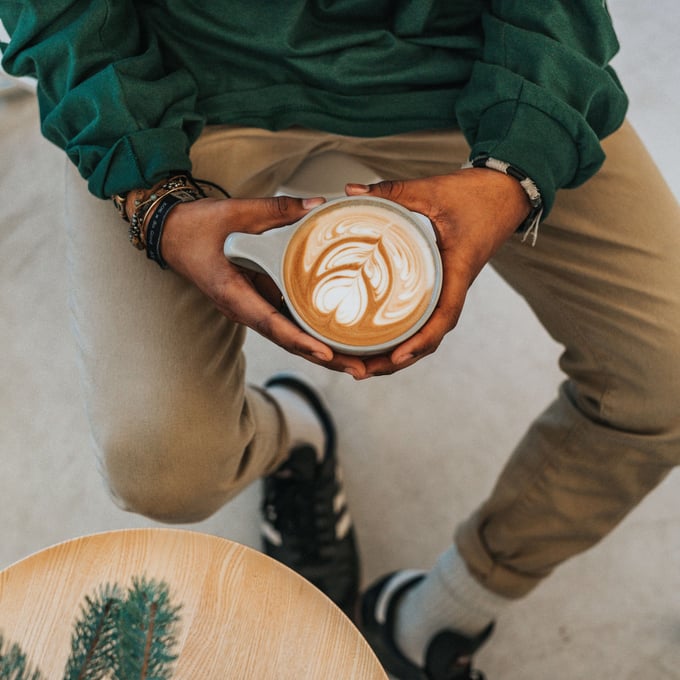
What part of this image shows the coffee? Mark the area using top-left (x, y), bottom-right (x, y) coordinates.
top-left (282, 199), bottom-right (438, 351)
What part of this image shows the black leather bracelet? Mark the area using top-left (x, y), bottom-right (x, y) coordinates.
top-left (145, 192), bottom-right (187, 269)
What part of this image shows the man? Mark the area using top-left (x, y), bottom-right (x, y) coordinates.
top-left (2, 3), bottom-right (678, 678)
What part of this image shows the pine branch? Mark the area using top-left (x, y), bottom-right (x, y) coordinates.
top-left (62, 584), bottom-right (122, 680)
top-left (0, 633), bottom-right (44, 680)
top-left (2, 575), bottom-right (182, 680)
top-left (115, 578), bottom-right (181, 680)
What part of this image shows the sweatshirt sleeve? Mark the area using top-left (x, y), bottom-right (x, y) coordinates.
top-left (0, 2), bottom-right (204, 198)
top-left (455, 1), bottom-right (628, 214)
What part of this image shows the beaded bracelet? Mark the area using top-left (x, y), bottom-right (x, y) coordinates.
top-left (462, 155), bottom-right (544, 245)
top-left (130, 184), bottom-right (202, 250)
top-left (111, 173), bottom-right (230, 258)
top-left (128, 175), bottom-right (205, 250)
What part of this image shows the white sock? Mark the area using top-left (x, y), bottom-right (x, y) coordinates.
top-left (267, 384), bottom-right (326, 462)
top-left (394, 545), bottom-right (510, 666)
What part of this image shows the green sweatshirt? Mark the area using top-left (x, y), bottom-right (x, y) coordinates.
top-left (0, 1), bottom-right (627, 212)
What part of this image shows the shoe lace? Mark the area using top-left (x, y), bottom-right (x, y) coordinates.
top-left (264, 448), bottom-right (337, 559)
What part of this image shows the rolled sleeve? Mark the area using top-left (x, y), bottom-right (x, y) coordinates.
top-left (1, 2), bottom-right (204, 198)
top-left (455, 2), bottom-right (628, 214)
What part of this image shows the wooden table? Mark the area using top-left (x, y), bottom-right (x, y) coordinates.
top-left (0, 528), bottom-right (387, 678)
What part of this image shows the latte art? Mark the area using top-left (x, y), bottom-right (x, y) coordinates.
top-left (284, 201), bottom-right (438, 349)
top-left (309, 216), bottom-right (426, 326)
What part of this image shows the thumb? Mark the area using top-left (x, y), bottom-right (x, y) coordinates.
top-left (345, 179), bottom-right (430, 216)
top-left (230, 195), bottom-right (326, 234)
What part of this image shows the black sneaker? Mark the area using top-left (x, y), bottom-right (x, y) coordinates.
top-left (261, 374), bottom-right (360, 617)
top-left (358, 571), bottom-right (493, 680)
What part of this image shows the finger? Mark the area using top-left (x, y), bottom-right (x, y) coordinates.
top-left (392, 287), bottom-right (464, 363)
top-left (320, 353), bottom-right (369, 380)
top-left (211, 272), bottom-right (332, 359)
top-left (388, 320), bottom-right (445, 366)
top-left (389, 257), bottom-right (468, 365)
top-left (226, 195), bottom-right (325, 233)
top-left (217, 275), bottom-right (372, 381)
top-left (358, 330), bottom-right (440, 378)
top-left (248, 306), bottom-right (368, 377)
top-left (346, 179), bottom-right (433, 217)
top-left (255, 310), bottom-right (332, 361)
top-left (355, 349), bottom-right (425, 378)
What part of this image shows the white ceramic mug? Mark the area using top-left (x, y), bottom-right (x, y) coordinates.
top-left (224, 195), bottom-right (442, 355)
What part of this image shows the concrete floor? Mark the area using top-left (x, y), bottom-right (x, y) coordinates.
top-left (1, 3), bottom-right (678, 678)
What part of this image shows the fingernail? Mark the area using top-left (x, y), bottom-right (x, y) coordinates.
top-left (346, 183), bottom-right (370, 194)
top-left (303, 197), bottom-right (325, 209)
top-left (394, 353), bottom-right (414, 365)
top-left (312, 351), bottom-right (330, 362)
top-left (344, 368), bottom-right (359, 379)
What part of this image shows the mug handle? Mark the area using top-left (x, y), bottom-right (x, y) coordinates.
top-left (224, 231), bottom-right (269, 274)
top-left (223, 222), bottom-right (297, 283)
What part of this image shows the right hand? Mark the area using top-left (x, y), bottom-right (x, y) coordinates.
top-left (159, 195), bottom-right (369, 377)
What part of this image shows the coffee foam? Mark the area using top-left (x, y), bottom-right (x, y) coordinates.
top-left (283, 201), bottom-right (437, 348)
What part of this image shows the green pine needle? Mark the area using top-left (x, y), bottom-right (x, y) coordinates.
top-left (2, 575), bottom-right (181, 680)
top-left (63, 584), bottom-right (122, 680)
top-left (115, 578), bottom-right (181, 680)
top-left (0, 634), bottom-right (44, 680)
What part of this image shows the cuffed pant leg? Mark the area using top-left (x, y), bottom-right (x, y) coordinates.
top-left (64, 129), bottom-right (322, 523)
top-left (456, 120), bottom-right (680, 598)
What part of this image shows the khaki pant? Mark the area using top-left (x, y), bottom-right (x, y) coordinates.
top-left (66, 121), bottom-right (680, 599)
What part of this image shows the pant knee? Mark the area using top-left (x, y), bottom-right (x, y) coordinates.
top-left (569, 340), bottom-right (680, 446)
top-left (92, 384), bottom-right (283, 522)
top-left (101, 435), bottom-right (248, 524)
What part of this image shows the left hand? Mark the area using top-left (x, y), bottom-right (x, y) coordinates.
top-left (344, 168), bottom-right (530, 378)
top-left (160, 194), bottom-right (368, 378)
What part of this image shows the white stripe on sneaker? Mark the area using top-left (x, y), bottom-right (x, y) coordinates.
top-left (335, 508), bottom-right (352, 540)
top-left (260, 520), bottom-right (283, 547)
top-left (333, 488), bottom-right (347, 514)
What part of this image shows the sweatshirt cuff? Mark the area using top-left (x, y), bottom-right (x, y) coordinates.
top-left (80, 128), bottom-right (194, 199)
top-left (468, 99), bottom-right (581, 216)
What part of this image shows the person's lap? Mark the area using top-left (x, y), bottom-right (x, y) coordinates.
top-left (66, 121), bottom-right (680, 593)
